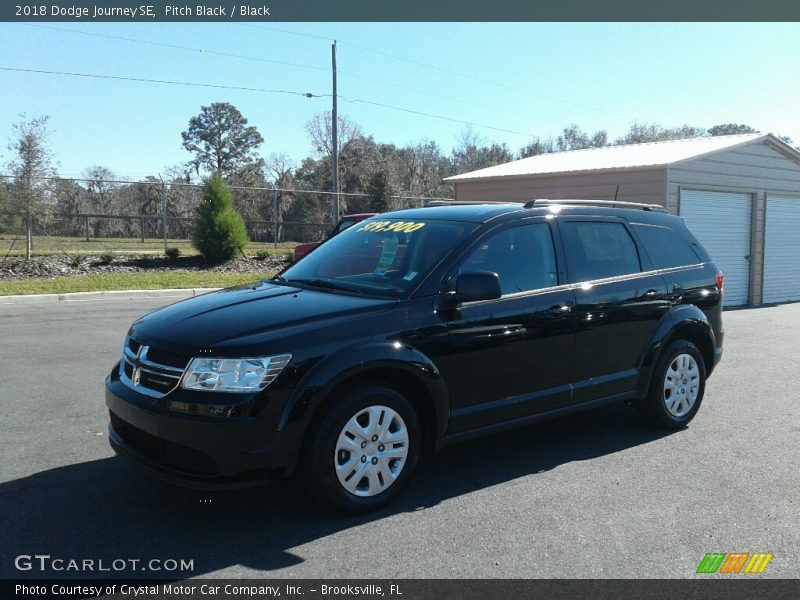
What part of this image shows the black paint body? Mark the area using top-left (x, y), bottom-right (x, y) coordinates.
top-left (106, 204), bottom-right (724, 488)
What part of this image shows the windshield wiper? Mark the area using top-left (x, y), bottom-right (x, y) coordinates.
top-left (285, 278), bottom-right (366, 294)
top-left (263, 274), bottom-right (291, 286)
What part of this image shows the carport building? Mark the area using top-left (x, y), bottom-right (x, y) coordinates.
top-left (444, 133), bottom-right (800, 307)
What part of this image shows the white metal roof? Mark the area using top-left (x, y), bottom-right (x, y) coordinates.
top-left (444, 133), bottom-right (789, 182)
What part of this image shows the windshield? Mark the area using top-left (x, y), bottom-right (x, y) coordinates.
top-left (279, 218), bottom-right (474, 298)
top-left (331, 217), bottom-right (358, 236)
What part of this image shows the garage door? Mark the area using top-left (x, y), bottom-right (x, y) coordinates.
top-left (763, 197), bottom-right (800, 304)
top-left (680, 190), bottom-right (751, 306)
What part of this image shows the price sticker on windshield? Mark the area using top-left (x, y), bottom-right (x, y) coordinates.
top-left (356, 220), bottom-right (426, 233)
top-left (373, 234), bottom-right (399, 276)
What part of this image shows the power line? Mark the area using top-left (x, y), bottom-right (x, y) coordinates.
top-left (338, 95), bottom-right (537, 138)
top-left (13, 24), bottom-right (578, 136)
top-left (237, 23), bottom-right (333, 43)
top-left (336, 41), bottom-right (630, 119)
top-left (241, 24), bottom-right (630, 119)
top-left (18, 22), bottom-right (629, 125)
top-left (20, 23), bottom-right (330, 74)
top-left (336, 69), bottom-right (508, 114)
top-left (1, 66), bottom-right (538, 137)
top-left (26, 22), bottom-right (509, 115)
top-left (0, 67), bottom-right (323, 98)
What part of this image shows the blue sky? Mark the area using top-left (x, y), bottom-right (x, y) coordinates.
top-left (1, 22), bottom-right (799, 179)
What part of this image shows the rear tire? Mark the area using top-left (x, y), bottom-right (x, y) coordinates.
top-left (640, 340), bottom-right (706, 429)
top-left (306, 384), bottom-right (421, 513)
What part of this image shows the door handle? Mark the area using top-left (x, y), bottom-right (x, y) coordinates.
top-left (643, 289), bottom-right (659, 299)
top-left (549, 303), bottom-right (573, 317)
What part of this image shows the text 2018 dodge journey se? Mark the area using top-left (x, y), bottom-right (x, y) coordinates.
top-left (106, 199), bottom-right (724, 512)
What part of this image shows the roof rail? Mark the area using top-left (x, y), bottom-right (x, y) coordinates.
top-left (525, 198), bottom-right (667, 212)
top-left (424, 200), bottom-right (513, 207)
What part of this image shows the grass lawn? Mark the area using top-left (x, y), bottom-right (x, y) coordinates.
top-left (0, 271), bottom-right (272, 296)
top-left (0, 235), bottom-right (298, 257)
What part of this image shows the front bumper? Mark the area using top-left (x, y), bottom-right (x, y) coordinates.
top-left (105, 377), bottom-right (287, 489)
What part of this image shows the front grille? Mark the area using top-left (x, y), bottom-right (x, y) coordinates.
top-left (146, 348), bottom-right (190, 369)
top-left (119, 336), bottom-right (188, 398)
top-left (110, 413), bottom-right (219, 475)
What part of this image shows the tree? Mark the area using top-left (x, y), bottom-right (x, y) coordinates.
top-left (83, 166), bottom-right (117, 236)
top-left (0, 178), bottom-right (19, 235)
top-left (615, 121), bottom-right (705, 145)
top-left (366, 168), bottom-right (395, 213)
top-left (52, 178), bottom-right (86, 237)
top-left (181, 103), bottom-right (264, 178)
top-left (306, 111), bottom-right (365, 220)
top-left (6, 115), bottom-right (55, 259)
top-left (192, 174), bottom-right (249, 261)
top-left (306, 111), bottom-right (363, 158)
top-left (708, 123), bottom-right (758, 136)
top-left (396, 140), bottom-right (451, 204)
top-left (556, 125), bottom-right (608, 152)
top-left (518, 136), bottom-right (556, 158)
top-left (451, 127), bottom-right (514, 173)
top-left (265, 153), bottom-right (298, 242)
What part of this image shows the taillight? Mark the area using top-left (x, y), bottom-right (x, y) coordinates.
top-left (715, 271), bottom-right (724, 292)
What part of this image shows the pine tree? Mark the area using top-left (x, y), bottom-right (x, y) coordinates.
top-left (192, 175), bottom-right (249, 261)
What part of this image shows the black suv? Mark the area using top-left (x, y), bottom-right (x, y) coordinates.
top-left (106, 200), bottom-right (724, 512)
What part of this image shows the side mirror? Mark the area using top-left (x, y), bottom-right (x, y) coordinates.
top-left (452, 271), bottom-right (502, 303)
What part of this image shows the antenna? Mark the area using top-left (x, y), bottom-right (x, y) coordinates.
top-left (614, 184), bottom-right (620, 202)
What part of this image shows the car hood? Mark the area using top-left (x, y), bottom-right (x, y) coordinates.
top-left (129, 281), bottom-right (397, 352)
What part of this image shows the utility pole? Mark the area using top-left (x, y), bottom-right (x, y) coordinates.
top-left (331, 40), bottom-right (339, 224)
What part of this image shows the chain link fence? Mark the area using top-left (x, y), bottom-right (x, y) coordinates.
top-left (0, 177), bottom-right (451, 257)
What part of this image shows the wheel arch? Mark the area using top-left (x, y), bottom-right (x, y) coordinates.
top-left (638, 305), bottom-right (717, 395)
top-left (273, 344), bottom-right (449, 475)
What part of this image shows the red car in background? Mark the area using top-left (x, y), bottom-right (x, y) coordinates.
top-left (293, 213), bottom-right (377, 262)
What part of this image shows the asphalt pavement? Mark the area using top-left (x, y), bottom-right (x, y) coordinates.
top-left (0, 297), bottom-right (797, 578)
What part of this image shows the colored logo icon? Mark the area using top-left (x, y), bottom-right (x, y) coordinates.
top-left (696, 552), bottom-right (773, 574)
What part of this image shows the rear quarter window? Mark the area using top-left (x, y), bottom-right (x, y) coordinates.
top-left (632, 223), bottom-right (702, 269)
top-left (561, 221), bottom-right (642, 282)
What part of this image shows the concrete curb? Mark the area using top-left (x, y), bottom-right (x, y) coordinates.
top-left (0, 288), bottom-right (221, 304)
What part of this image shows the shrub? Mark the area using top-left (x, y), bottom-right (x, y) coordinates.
top-left (165, 247), bottom-right (182, 259)
top-left (192, 175), bottom-right (249, 262)
top-left (97, 252), bottom-right (115, 265)
top-left (254, 250), bottom-right (270, 261)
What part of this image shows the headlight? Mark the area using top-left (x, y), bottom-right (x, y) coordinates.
top-left (181, 354), bottom-right (292, 393)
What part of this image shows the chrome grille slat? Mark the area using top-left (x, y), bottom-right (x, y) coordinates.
top-left (138, 347), bottom-right (185, 373)
top-left (119, 336), bottom-right (187, 398)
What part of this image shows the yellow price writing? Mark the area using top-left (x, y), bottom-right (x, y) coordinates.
top-left (356, 221), bottom-right (426, 233)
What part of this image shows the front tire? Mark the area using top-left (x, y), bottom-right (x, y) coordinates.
top-left (641, 340), bottom-right (706, 429)
top-left (306, 384), bottom-right (421, 513)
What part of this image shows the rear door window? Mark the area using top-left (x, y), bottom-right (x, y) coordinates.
top-left (632, 223), bottom-right (702, 269)
top-left (561, 221), bottom-right (641, 282)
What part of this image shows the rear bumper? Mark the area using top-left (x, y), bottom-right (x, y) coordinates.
top-left (105, 379), bottom-right (287, 489)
